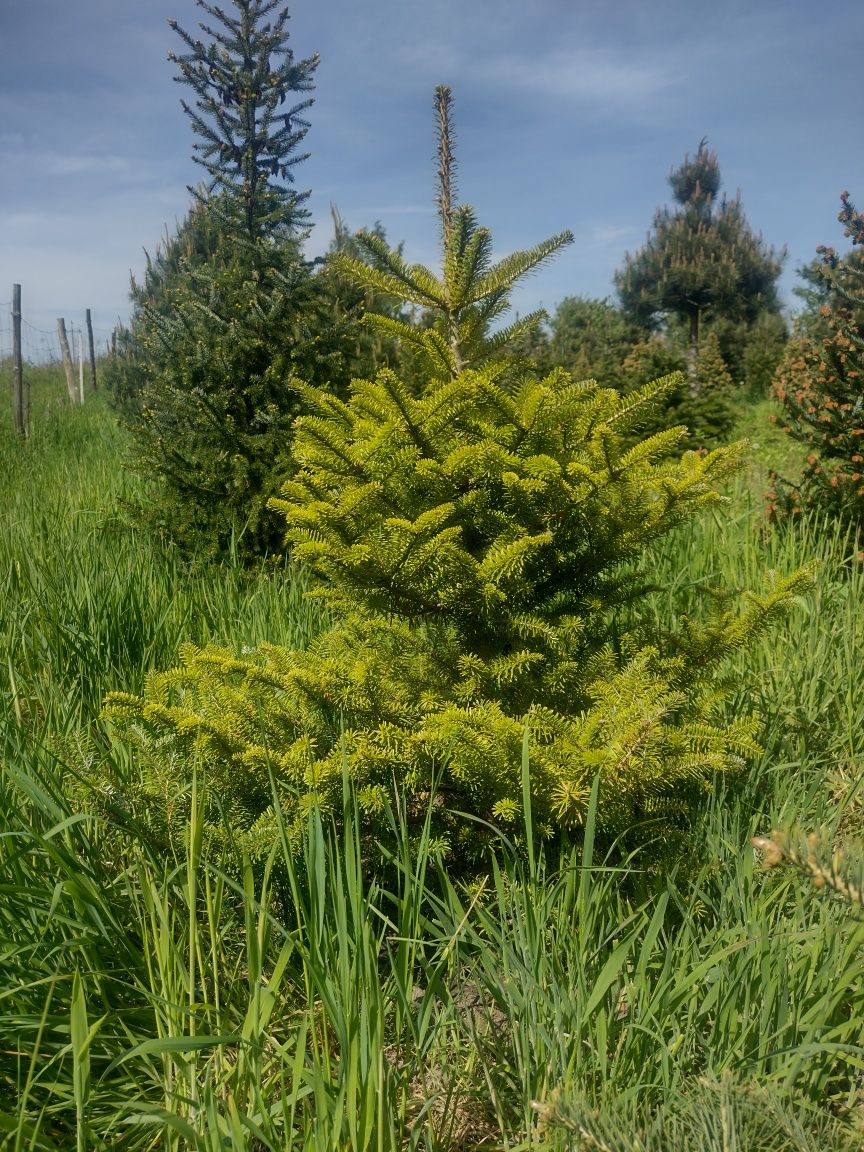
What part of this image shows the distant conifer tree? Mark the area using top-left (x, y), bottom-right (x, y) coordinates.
top-left (545, 296), bottom-right (639, 387)
top-left (616, 141), bottom-right (783, 379)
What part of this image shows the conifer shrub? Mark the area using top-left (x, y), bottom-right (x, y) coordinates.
top-left (519, 295), bottom-right (641, 386)
top-left (619, 331), bottom-right (737, 449)
top-left (620, 335), bottom-right (687, 395)
top-left (104, 89), bottom-right (809, 863)
top-left (769, 194), bottom-right (864, 528)
top-left (689, 330), bottom-right (738, 443)
top-left (741, 312), bottom-right (788, 396)
top-left (107, 203), bottom-right (401, 559)
top-left (692, 312), bottom-right (787, 398)
top-left (108, 222), bottom-right (333, 557)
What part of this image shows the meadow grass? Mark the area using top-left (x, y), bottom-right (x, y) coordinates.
top-left (0, 372), bottom-right (323, 728)
top-left (1, 384), bottom-right (863, 1149)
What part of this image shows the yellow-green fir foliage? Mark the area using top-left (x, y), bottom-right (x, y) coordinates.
top-left (104, 366), bottom-right (808, 857)
top-left (104, 89), bottom-right (810, 859)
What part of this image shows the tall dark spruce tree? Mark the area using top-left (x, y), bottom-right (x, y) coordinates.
top-left (168, 0), bottom-right (317, 243)
top-left (106, 1), bottom-right (367, 560)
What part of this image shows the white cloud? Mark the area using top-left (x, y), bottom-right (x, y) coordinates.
top-left (38, 154), bottom-right (132, 177)
top-left (0, 149), bottom-right (132, 177)
top-left (478, 47), bottom-right (681, 106)
top-left (581, 224), bottom-right (638, 251)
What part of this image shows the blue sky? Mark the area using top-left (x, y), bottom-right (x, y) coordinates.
top-left (1, 0), bottom-right (861, 352)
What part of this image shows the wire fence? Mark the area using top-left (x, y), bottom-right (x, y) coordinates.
top-left (1, 285), bottom-right (118, 434)
top-left (0, 313), bottom-right (114, 366)
top-left (0, 302), bottom-right (13, 369)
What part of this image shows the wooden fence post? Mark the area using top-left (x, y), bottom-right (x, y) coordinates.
top-left (12, 285), bottom-right (24, 436)
top-left (57, 318), bottom-right (77, 404)
top-left (85, 308), bottom-right (97, 392)
top-left (77, 329), bottom-right (84, 404)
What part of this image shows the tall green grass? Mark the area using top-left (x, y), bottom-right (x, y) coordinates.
top-left (1, 390), bottom-right (863, 1148)
top-left (0, 387), bottom-right (323, 735)
top-left (2, 736), bottom-right (862, 1148)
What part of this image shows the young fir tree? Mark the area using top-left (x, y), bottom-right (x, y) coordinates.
top-left (328, 87), bottom-right (568, 387)
top-left (687, 330), bottom-right (737, 444)
top-left (107, 210), bottom-right (338, 558)
top-left (105, 90), bottom-right (809, 865)
top-left (740, 311), bottom-right (787, 395)
top-left (769, 194), bottom-right (864, 526)
top-left (615, 142), bottom-right (783, 377)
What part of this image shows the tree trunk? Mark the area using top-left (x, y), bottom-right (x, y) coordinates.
top-left (687, 308), bottom-right (700, 395)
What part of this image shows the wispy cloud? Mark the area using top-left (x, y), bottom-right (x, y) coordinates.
top-left (581, 224), bottom-right (638, 251)
top-left (0, 129), bottom-right (136, 182)
top-left (477, 47), bottom-right (681, 106)
top-left (34, 154), bottom-right (132, 177)
top-left (344, 203), bottom-right (435, 219)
